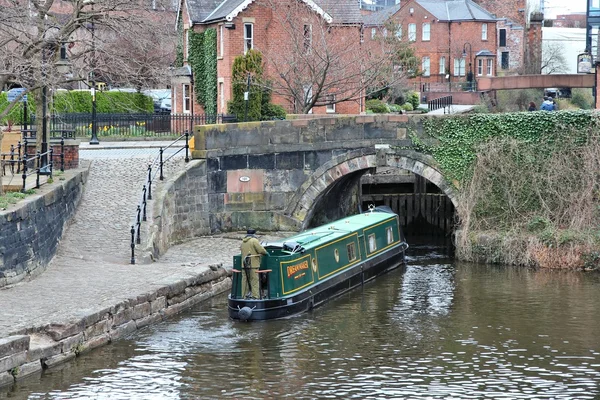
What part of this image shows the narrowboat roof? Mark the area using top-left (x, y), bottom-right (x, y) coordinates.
top-left (265, 211), bottom-right (397, 253)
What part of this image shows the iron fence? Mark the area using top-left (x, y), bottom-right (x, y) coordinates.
top-left (28, 113), bottom-right (236, 138)
top-left (130, 132), bottom-right (190, 264)
top-left (428, 95), bottom-right (453, 113)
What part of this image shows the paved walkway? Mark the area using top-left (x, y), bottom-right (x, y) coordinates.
top-left (0, 144), bottom-right (248, 339)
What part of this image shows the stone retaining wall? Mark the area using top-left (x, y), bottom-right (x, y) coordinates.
top-left (141, 160), bottom-right (211, 263)
top-left (0, 265), bottom-right (230, 387)
top-left (0, 167), bottom-right (88, 287)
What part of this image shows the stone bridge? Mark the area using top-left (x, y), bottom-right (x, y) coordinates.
top-left (180, 115), bottom-right (457, 234)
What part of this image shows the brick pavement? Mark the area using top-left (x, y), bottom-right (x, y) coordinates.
top-left (0, 143), bottom-right (283, 341)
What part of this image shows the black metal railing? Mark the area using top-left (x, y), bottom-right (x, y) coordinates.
top-left (428, 95), bottom-right (453, 113)
top-left (28, 113), bottom-right (237, 138)
top-left (17, 137), bottom-right (66, 192)
top-left (1, 142), bottom-right (23, 176)
top-left (130, 131), bottom-right (191, 264)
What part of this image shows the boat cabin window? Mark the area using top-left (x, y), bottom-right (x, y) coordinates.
top-left (368, 234), bottom-right (377, 252)
top-left (347, 242), bottom-right (357, 261)
top-left (386, 227), bottom-right (394, 244)
top-left (334, 248), bottom-right (340, 263)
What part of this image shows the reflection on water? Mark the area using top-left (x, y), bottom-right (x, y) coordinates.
top-left (4, 238), bottom-right (600, 399)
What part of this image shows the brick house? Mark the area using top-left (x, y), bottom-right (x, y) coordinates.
top-left (173, 0), bottom-right (365, 116)
top-left (364, 0), bottom-right (497, 98)
top-left (472, 0), bottom-right (543, 75)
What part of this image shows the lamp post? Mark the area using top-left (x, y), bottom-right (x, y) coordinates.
top-left (87, 0), bottom-right (99, 144)
top-left (462, 42), bottom-right (473, 92)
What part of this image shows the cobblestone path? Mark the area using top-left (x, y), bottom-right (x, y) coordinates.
top-left (0, 146), bottom-right (289, 338)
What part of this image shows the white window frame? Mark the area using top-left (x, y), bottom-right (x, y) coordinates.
top-left (487, 58), bottom-right (493, 75)
top-left (326, 94), bottom-right (335, 113)
top-left (477, 58), bottom-right (483, 76)
top-left (482, 23), bottom-right (488, 40)
top-left (219, 81), bottom-right (225, 111)
top-left (408, 23), bottom-right (416, 41)
top-left (454, 58), bottom-right (465, 76)
top-left (183, 84), bottom-right (191, 114)
top-left (395, 25), bottom-right (402, 39)
top-left (244, 23), bottom-right (253, 54)
top-left (422, 23), bottom-right (430, 41)
top-left (371, 28), bottom-right (376, 39)
top-left (439, 56), bottom-right (446, 74)
top-left (219, 24), bottom-right (224, 58)
top-left (185, 29), bottom-right (190, 60)
top-left (422, 56), bottom-right (430, 76)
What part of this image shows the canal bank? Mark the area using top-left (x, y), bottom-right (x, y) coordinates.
top-left (0, 145), bottom-right (240, 388)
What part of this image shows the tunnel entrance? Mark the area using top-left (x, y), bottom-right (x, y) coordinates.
top-left (360, 169), bottom-right (455, 240)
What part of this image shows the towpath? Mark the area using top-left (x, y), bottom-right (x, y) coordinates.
top-left (0, 141), bottom-right (246, 339)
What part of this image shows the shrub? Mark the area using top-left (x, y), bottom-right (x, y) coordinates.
top-left (400, 102), bottom-right (413, 111)
top-left (408, 91), bottom-right (420, 109)
top-left (366, 99), bottom-right (389, 113)
top-left (261, 103), bottom-right (287, 120)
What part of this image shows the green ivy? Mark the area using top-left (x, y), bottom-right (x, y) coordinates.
top-left (420, 110), bottom-right (599, 185)
top-left (188, 29), bottom-right (217, 115)
top-left (188, 30), bottom-right (205, 106)
top-left (203, 28), bottom-right (217, 115)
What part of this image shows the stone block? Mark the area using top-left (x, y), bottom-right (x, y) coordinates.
top-left (79, 334), bottom-right (110, 354)
top-left (135, 313), bottom-right (163, 330)
top-left (44, 320), bottom-right (85, 342)
top-left (0, 371), bottom-right (14, 387)
top-left (109, 320), bottom-right (137, 341)
top-left (221, 154), bottom-right (247, 170)
top-left (150, 296), bottom-right (167, 314)
top-left (0, 351), bottom-right (26, 372)
top-left (132, 302), bottom-right (152, 321)
top-left (60, 333), bottom-right (84, 353)
top-left (43, 352), bottom-right (76, 369)
top-left (0, 336), bottom-right (30, 358)
top-left (248, 153), bottom-right (275, 170)
top-left (112, 308), bottom-right (133, 327)
top-left (84, 319), bottom-right (110, 340)
top-left (27, 335), bottom-right (61, 361)
top-left (276, 152), bottom-right (304, 170)
top-left (14, 361), bottom-right (42, 381)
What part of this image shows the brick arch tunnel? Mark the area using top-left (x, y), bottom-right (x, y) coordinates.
top-left (285, 148), bottom-right (458, 234)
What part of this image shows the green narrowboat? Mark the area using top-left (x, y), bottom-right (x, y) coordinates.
top-left (228, 206), bottom-right (409, 321)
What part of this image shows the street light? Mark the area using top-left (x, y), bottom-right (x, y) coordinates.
top-left (85, 0), bottom-right (99, 144)
top-left (462, 42), bottom-right (474, 92)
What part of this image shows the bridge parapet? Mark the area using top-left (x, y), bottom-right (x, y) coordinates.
top-left (192, 114), bottom-right (424, 159)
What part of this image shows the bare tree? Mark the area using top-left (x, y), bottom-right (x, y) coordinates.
top-left (0, 0), bottom-right (176, 139)
top-left (540, 42), bottom-right (568, 74)
top-left (249, 0), bottom-right (415, 114)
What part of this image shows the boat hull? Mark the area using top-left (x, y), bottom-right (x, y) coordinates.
top-left (228, 244), bottom-right (406, 321)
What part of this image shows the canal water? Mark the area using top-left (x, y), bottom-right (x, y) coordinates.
top-left (3, 237), bottom-right (600, 399)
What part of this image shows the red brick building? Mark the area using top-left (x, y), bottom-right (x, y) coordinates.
top-left (174, 0), bottom-right (364, 116)
top-left (364, 0), bottom-right (498, 94)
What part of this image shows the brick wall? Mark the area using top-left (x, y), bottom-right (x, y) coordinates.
top-left (472, 0), bottom-right (526, 27)
top-left (24, 139), bottom-right (79, 171)
top-left (0, 168), bottom-right (88, 287)
top-left (366, 1), bottom-right (497, 91)
top-left (496, 19), bottom-right (525, 75)
top-left (183, 0), bottom-right (363, 116)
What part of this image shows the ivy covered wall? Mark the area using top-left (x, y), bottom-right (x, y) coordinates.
top-left (188, 28), bottom-right (217, 115)
top-left (417, 110), bottom-right (598, 186)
